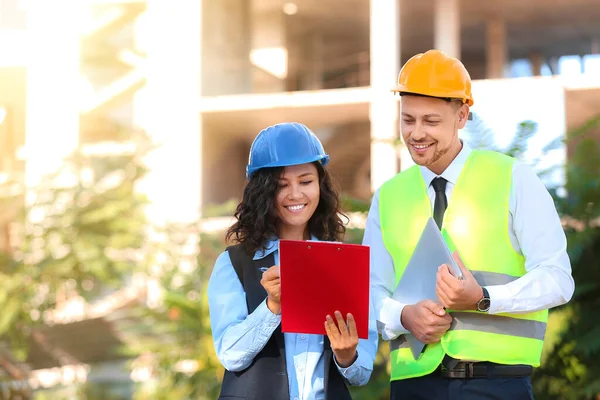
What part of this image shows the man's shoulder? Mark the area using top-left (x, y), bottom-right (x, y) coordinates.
top-left (469, 149), bottom-right (518, 173)
top-left (381, 164), bottom-right (422, 189)
top-left (472, 149), bottom-right (516, 162)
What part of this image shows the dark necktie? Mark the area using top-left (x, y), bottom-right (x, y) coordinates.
top-left (431, 177), bottom-right (448, 229)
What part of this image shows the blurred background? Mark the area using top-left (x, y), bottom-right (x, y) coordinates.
top-left (0, 0), bottom-right (599, 399)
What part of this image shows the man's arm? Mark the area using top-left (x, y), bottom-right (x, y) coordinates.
top-left (485, 162), bottom-right (575, 314)
top-left (364, 190), bottom-right (410, 340)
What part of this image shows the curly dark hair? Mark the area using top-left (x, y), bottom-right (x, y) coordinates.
top-left (225, 162), bottom-right (347, 254)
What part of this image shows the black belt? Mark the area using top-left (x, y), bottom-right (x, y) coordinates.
top-left (437, 361), bottom-right (533, 379)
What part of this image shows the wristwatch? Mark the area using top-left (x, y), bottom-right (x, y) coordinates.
top-left (476, 287), bottom-right (491, 312)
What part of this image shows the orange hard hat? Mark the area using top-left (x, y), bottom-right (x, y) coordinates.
top-left (391, 49), bottom-right (474, 106)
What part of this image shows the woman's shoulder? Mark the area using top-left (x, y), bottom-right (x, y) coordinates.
top-left (225, 243), bottom-right (258, 260)
top-left (215, 249), bottom-right (233, 265)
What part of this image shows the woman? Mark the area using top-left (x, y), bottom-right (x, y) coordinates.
top-left (208, 122), bottom-right (378, 400)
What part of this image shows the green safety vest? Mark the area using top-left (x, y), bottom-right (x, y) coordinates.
top-left (379, 150), bottom-right (548, 381)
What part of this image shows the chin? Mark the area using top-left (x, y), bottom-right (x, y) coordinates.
top-left (409, 153), bottom-right (431, 166)
top-left (286, 218), bottom-right (310, 227)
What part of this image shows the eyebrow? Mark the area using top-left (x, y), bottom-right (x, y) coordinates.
top-left (401, 112), bottom-right (442, 118)
top-left (279, 172), bottom-right (315, 181)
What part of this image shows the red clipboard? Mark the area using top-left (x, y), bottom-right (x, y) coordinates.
top-left (279, 240), bottom-right (370, 339)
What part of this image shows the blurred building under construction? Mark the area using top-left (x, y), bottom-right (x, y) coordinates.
top-left (1, 0), bottom-right (600, 220)
top-left (1, 0), bottom-right (600, 395)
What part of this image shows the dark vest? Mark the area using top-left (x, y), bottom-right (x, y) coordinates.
top-left (217, 244), bottom-right (352, 400)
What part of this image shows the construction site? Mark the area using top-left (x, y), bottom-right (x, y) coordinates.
top-left (0, 0), bottom-right (599, 398)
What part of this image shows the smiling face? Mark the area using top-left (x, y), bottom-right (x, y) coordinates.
top-left (275, 163), bottom-right (320, 240)
top-left (400, 95), bottom-right (469, 175)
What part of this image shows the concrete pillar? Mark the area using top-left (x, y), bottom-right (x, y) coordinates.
top-left (202, 0), bottom-right (252, 96)
top-left (592, 38), bottom-right (599, 55)
top-left (202, 129), bottom-right (248, 206)
top-left (434, 0), bottom-right (460, 59)
top-left (302, 32), bottom-right (325, 90)
top-left (530, 52), bottom-right (543, 76)
top-left (135, 1), bottom-right (202, 224)
top-left (486, 17), bottom-right (506, 79)
top-left (25, 0), bottom-right (80, 191)
top-left (286, 39), bottom-right (301, 91)
top-left (250, 4), bottom-right (288, 93)
top-left (370, 0), bottom-right (400, 192)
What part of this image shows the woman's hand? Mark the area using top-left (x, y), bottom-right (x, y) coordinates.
top-left (324, 311), bottom-right (359, 367)
top-left (260, 265), bottom-right (281, 314)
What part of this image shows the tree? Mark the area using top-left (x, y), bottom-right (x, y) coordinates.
top-left (531, 115), bottom-right (600, 400)
top-left (122, 229), bottom-right (225, 400)
top-left (0, 132), bottom-right (152, 396)
top-left (465, 113), bottom-right (600, 399)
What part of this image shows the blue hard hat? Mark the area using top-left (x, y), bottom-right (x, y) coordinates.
top-left (246, 122), bottom-right (330, 179)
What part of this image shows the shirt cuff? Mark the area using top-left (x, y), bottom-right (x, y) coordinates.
top-left (334, 352), bottom-right (360, 383)
top-left (485, 285), bottom-right (514, 314)
top-left (252, 299), bottom-right (282, 330)
top-left (379, 298), bottom-right (409, 340)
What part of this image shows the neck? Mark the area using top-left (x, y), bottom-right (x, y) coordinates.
top-left (429, 139), bottom-right (463, 175)
top-left (278, 225), bottom-right (309, 241)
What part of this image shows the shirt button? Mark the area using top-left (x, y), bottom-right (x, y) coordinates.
top-left (301, 335), bottom-right (306, 340)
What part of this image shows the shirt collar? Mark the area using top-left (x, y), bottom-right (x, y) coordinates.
top-left (420, 141), bottom-right (472, 188)
top-left (253, 234), bottom-right (319, 260)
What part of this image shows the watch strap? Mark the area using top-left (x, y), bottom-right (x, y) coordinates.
top-left (477, 287), bottom-right (491, 312)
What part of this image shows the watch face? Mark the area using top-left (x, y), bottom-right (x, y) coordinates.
top-left (478, 298), bottom-right (491, 312)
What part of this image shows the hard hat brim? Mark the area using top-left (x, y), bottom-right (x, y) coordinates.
top-left (246, 154), bottom-right (330, 179)
top-left (391, 85), bottom-right (474, 107)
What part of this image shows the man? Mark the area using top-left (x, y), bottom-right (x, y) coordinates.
top-left (363, 49), bottom-right (575, 399)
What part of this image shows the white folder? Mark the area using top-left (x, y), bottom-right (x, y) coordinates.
top-left (391, 217), bottom-right (463, 359)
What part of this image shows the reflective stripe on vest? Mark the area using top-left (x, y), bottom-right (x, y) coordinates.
top-left (379, 150), bottom-right (548, 381)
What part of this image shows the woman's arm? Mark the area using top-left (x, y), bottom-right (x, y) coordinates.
top-left (208, 251), bottom-right (281, 371)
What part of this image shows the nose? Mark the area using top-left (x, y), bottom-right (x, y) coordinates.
top-left (411, 121), bottom-right (427, 141)
top-left (289, 182), bottom-right (303, 200)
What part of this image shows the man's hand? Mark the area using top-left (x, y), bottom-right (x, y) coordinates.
top-left (260, 265), bottom-right (281, 314)
top-left (401, 300), bottom-right (452, 344)
top-left (324, 311), bottom-right (359, 367)
top-left (436, 251), bottom-right (484, 311)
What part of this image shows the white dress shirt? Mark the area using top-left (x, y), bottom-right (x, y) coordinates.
top-left (364, 142), bottom-right (575, 340)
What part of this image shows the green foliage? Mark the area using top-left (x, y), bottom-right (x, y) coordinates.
top-left (532, 116), bottom-right (600, 399)
top-left (462, 113), bottom-right (600, 398)
top-left (34, 382), bottom-right (131, 400)
top-left (202, 198), bottom-right (239, 218)
top-left (348, 339), bottom-right (390, 400)
top-left (0, 133), bottom-right (151, 362)
top-left (344, 227), bottom-right (367, 245)
top-left (341, 194), bottom-right (371, 213)
top-left (123, 228), bottom-right (225, 400)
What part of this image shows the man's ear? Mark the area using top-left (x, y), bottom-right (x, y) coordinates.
top-left (457, 104), bottom-right (470, 129)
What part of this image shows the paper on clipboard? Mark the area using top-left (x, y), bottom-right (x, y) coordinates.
top-left (279, 240), bottom-right (370, 339)
top-left (391, 217), bottom-right (463, 359)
